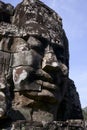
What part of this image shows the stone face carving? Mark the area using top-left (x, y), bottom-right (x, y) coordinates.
top-left (0, 0), bottom-right (83, 129)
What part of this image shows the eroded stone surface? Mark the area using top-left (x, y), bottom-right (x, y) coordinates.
top-left (0, 120), bottom-right (85, 130)
top-left (0, 0), bottom-right (83, 129)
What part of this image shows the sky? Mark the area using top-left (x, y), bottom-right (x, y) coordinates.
top-left (2, 0), bottom-right (87, 108)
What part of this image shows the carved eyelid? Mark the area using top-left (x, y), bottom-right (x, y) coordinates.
top-left (27, 37), bottom-right (44, 52)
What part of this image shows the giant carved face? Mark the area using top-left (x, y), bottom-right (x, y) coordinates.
top-left (11, 36), bottom-right (68, 96)
top-left (0, 0), bottom-right (69, 122)
top-left (0, 35), bottom-right (68, 121)
top-left (10, 35), bottom-right (68, 121)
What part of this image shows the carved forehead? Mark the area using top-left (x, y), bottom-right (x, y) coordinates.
top-left (12, 0), bottom-right (63, 43)
top-left (0, 0), bottom-right (66, 48)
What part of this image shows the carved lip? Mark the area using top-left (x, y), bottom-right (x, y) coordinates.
top-left (23, 89), bottom-right (59, 104)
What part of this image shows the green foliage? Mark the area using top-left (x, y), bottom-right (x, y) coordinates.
top-left (83, 108), bottom-right (87, 120)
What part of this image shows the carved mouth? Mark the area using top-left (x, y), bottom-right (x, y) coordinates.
top-left (18, 78), bottom-right (61, 104)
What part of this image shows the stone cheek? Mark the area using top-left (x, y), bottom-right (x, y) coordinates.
top-left (12, 50), bottom-right (42, 68)
top-left (12, 67), bottom-right (42, 91)
top-left (13, 67), bottom-right (28, 85)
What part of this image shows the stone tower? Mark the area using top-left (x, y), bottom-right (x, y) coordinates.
top-left (0, 0), bottom-right (83, 129)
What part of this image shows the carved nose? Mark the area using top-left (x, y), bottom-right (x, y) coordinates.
top-left (42, 45), bottom-right (60, 72)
